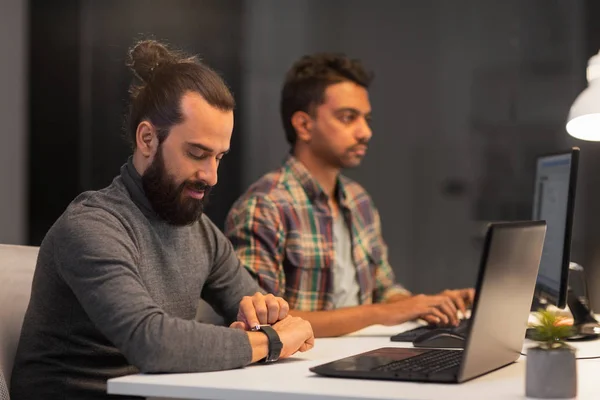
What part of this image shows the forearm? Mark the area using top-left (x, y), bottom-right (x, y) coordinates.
top-left (290, 305), bottom-right (384, 337)
top-left (122, 314), bottom-right (253, 373)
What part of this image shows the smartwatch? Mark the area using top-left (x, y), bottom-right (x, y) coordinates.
top-left (252, 325), bottom-right (283, 363)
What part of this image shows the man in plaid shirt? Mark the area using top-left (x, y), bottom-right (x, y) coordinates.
top-left (225, 53), bottom-right (473, 337)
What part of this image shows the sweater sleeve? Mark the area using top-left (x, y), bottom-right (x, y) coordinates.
top-left (200, 215), bottom-right (264, 323)
top-left (55, 208), bottom-right (252, 373)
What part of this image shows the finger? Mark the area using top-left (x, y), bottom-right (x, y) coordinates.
top-left (422, 314), bottom-right (441, 325)
top-left (427, 295), bottom-right (457, 322)
top-left (239, 296), bottom-right (260, 329)
top-left (422, 307), bottom-right (446, 325)
top-left (449, 292), bottom-right (467, 315)
top-left (299, 344), bottom-right (310, 352)
top-left (428, 306), bottom-right (449, 325)
top-left (299, 339), bottom-right (315, 352)
top-left (447, 297), bottom-right (459, 322)
top-left (300, 329), bottom-right (315, 352)
top-left (252, 293), bottom-right (269, 325)
top-left (420, 300), bottom-right (444, 325)
top-left (229, 321), bottom-right (246, 330)
top-left (466, 288), bottom-right (475, 305)
top-left (434, 294), bottom-right (458, 314)
top-left (236, 309), bottom-right (248, 329)
top-left (264, 294), bottom-right (280, 324)
top-left (277, 297), bottom-right (290, 320)
top-left (439, 297), bottom-right (459, 326)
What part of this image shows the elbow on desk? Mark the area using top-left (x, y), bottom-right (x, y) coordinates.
top-left (121, 334), bottom-right (172, 373)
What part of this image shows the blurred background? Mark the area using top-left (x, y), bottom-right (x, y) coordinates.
top-left (2, 0), bottom-right (600, 303)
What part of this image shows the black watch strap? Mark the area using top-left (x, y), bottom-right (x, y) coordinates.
top-left (254, 325), bottom-right (283, 363)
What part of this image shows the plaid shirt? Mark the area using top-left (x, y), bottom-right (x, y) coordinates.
top-left (225, 156), bottom-right (410, 311)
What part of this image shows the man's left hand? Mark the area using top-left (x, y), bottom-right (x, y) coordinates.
top-left (234, 292), bottom-right (290, 330)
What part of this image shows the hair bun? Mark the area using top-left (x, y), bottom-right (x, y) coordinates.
top-left (127, 40), bottom-right (179, 83)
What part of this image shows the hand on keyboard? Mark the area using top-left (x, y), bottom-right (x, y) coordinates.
top-left (437, 288), bottom-right (475, 315)
top-left (422, 312), bottom-right (470, 329)
top-left (390, 318), bottom-right (471, 342)
top-left (417, 288), bottom-right (474, 327)
top-left (378, 294), bottom-right (462, 326)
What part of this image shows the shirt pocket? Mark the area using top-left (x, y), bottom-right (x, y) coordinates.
top-left (353, 227), bottom-right (382, 270)
top-left (283, 230), bottom-right (333, 309)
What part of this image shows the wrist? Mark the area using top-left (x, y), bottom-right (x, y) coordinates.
top-left (252, 325), bottom-right (283, 363)
top-left (247, 331), bottom-right (269, 363)
top-left (366, 303), bottom-right (389, 325)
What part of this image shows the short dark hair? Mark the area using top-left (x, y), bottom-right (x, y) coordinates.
top-left (125, 39), bottom-right (235, 149)
top-left (280, 53), bottom-right (373, 146)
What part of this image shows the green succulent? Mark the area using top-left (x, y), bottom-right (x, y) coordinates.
top-left (529, 309), bottom-right (576, 349)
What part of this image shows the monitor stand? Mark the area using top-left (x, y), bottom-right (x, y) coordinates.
top-left (566, 288), bottom-right (600, 341)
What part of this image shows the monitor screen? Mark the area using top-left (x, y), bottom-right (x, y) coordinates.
top-left (531, 148), bottom-right (579, 308)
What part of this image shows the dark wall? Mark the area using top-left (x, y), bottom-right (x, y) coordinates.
top-left (28, 0), bottom-right (244, 244)
top-left (29, 0), bottom-right (82, 245)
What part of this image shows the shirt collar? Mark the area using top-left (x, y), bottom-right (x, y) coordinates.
top-left (283, 155), bottom-right (348, 207)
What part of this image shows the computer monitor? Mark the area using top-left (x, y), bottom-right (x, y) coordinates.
top-left (531, 147), bottom-right (579, 309)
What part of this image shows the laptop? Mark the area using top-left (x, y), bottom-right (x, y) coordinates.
top-left (310, 221), bottom-right (546, 383)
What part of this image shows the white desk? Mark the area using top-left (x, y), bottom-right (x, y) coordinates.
top-left (107, 322), bottom-right (600, 400)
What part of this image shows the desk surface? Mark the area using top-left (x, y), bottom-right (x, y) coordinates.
top-left (107, 322), bottom-right (600, 400)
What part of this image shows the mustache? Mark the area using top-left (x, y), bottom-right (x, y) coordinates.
top-left (185, 181), bottom-right (212, 192)
top-left (349, 141), bottom-right (369, 151)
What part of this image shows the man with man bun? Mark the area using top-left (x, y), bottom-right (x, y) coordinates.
top-left (10, 40), bottom-right (314, 400)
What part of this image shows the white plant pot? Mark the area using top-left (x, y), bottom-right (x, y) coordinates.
top-left (525, 345), bottom-right (577, 399)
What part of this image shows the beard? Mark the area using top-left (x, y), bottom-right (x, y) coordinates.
top-left (316, 142), bottom-right (369, 170)
top-left (340, 144), bottom-right (368, 168)
top-left (141, 147), bottom-right (212, 226)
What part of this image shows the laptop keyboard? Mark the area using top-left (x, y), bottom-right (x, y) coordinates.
top-left (390, 319), bottom-right (470, 342)
top-left (373, 349), bottom-right (463, 374)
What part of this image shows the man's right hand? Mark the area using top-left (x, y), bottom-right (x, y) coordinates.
top-left (377, 294), bottom-right (460, 326)
top-left (271, 316), bottom-right (315, 359)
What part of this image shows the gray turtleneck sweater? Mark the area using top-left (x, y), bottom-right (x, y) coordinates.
top-left (10, 159), bottom-right (260, 400)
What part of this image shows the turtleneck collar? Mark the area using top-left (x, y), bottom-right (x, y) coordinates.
top-left (120, 156), bottom-right (158, 220)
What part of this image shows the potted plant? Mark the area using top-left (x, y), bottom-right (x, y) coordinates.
top-left (526, 309), bottom-right (577, 399)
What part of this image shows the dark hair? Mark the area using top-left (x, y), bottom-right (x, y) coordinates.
top-left (280, 53), bottom-right (373, 146)
top-left (125, 39), bottom-right (235, 148)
